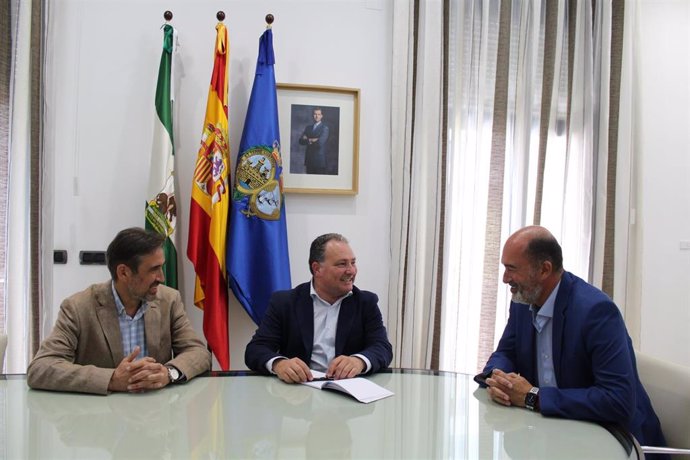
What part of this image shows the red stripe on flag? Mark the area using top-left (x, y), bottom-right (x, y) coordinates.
top-left (210, 39), bottom-right (228, 117)
top-left (187, 199), bottom-right (229, 370)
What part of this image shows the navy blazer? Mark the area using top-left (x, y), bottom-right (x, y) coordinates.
top-left (478, 271), bottom-right (666, 447)
top-left (299, 122), bottom-right (330, 173)
top-left (245, 282), bottom-right (393, 374)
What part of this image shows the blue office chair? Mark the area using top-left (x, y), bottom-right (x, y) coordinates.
top-left (635, 350), bottom-right (690, 457)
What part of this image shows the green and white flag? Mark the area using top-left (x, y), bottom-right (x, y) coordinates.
top-left (145, 24), bottom-right (178, 288)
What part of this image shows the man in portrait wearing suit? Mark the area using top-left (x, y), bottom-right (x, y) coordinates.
top-left (298, 107), bottom-right (330, 174)
top-left (476, 225), bottom-right (667, 449)
top-left (245, 233), bottom-right (393, 383)
top-left (28, 227), bottom-right (211, 395)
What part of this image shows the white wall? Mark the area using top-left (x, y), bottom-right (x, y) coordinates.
top-left (45, 0), bottom-right (392, 370)
top-left (635, 0), bottom-right (690, 366)
top-left (43, 0), bottom-right (690, 372)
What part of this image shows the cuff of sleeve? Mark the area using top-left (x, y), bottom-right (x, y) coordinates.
top-left (535, 386), bottom-right (554, 415)
top-left (353, 354), bottom-right (372, 373)
top-left (100, 369), bottom-right (117, 395)
top-left (473, 369), bottom-right (493, 387)
top-left (266, 356), bottom-right (287, 374)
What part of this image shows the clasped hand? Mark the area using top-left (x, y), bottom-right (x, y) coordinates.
top-left (108, 346), bottom-right (169, 393)
top-left (485, 369), bottom-right (533, 408)
top-left (273, 355), bottom-right (366, 384)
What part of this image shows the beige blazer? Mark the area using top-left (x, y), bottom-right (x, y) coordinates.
top-left (27, 281), bottom-right (211, 395)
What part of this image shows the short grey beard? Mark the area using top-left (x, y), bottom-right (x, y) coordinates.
top-left (511, 285), bottom-right (542, 306)
top-left (129, 286), bottom-right (158, 303)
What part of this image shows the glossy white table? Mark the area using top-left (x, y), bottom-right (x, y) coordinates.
top-left (0, 370), bottom-right (640, 459)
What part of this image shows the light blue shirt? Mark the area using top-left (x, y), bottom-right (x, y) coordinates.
top-left (310, 284), bottom-right (350, 371)
top-left (111, 282), bottom-right (148, 358)
top-left (529, 281), bottom-right (561, 388)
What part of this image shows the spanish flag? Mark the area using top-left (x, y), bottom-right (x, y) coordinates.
top-left (186, 23), bottom-right (230, 370)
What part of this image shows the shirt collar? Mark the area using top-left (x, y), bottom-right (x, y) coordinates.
top-left (310, 280), bottom-right (353, 305)
top-left (529, 280), bottom-right (561, 319)
top-left (111, 281), bottom-right (148, 318)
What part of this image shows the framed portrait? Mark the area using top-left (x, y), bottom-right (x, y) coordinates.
top-left (277, 83), bottom-right (360, 195)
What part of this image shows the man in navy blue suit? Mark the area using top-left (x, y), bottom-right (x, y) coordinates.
top-left (476, 226), bottom-right (667, 449)
top-left (298, 107), bottom-right (330, 174)
top-left (245, 233), bottom-right (393, 383)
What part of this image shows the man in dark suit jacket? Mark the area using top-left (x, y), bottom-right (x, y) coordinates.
top-left (476, 226), bottom-right (666, 449)
top-left (28, 228), bottom-right (211, 394)
top-left (245, 233), bottom-right (393, 383)
top-left (298, 107), bottom-right (330, 174)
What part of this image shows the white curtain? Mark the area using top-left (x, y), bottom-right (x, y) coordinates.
top-left (441, 0), bottom-right (621, 374)
top-left (615, 0), bottom-right (640, 342)
top-left (441, 0), bottom-right (503, 375)
top-left (387, 0), bottom-right (445, 369)
top-left (4, 0), bottom-right (44, 374)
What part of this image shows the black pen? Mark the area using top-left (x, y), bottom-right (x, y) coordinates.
top-left (311, 376), bottom-right (334, 382)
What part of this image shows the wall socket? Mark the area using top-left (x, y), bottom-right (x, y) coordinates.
top-left (79, 251), bottom-right (106, 265)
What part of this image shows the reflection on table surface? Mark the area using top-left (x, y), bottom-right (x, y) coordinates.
top-left (0, 370), bottom-right (637, 459)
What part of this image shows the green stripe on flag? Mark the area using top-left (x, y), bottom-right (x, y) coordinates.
top-left (146, 24), bottom-right (178, 288)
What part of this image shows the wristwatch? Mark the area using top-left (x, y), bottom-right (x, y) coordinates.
top-left (167, 365), bottom-right (181, 384)
top-left (525, 386), bottom-right (539, 411)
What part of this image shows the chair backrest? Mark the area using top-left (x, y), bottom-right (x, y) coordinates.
top-left (0, 333), bottom-right (7, 373)
top-left (635, 350), bottom-right (690, 452)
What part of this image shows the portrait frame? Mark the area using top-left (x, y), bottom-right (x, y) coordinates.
top-left (277, 83), bottom-right (360, 195)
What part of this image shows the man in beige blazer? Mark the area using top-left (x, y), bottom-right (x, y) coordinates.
top-left (28, 227), bottom-right (211, 395)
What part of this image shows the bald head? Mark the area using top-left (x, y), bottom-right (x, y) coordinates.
top-left (506, 226), bottom-right (563, 273)
top-left (502, 226), bottom-right (563, 306)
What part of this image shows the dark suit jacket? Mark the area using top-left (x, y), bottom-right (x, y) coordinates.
top-left (299, 122), bottom-right (329, 173)
top-left (27, 281), bottom-right (211, 395)
top-left (476, 271), bottom-right (666, 447)
top-left (245, 282), bottom-right (393, 374)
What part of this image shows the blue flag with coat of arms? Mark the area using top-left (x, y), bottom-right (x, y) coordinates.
top-left (227, 26), bottom-right (291, 325)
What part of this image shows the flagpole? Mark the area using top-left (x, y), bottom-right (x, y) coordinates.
top-left (217, 11), bottom-right (225, 22)
top-left (265, 13), bottom-right (274, 26)
top-left (163, 10), bottom-right (172, 21)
